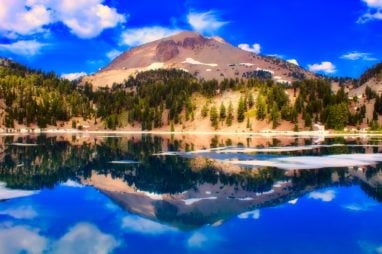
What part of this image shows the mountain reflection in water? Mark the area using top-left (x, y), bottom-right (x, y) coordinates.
top-left (0, 134), bottom-right (381, 231)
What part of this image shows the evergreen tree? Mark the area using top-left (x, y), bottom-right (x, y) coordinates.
top-left (237, 97), bottom-right (245, 122)
top-left (226, 102), bottom-right (233, 126)
top-left (256, 94), bottom-right (267, 120)
top-left (201, 103), bottom-right (209, 118)
top-left (270, 102), bottom-right (280, 129)
top-left (219, 102), bottom-right (226, 120)
top-left (210, 106), bottom-right (219, 129)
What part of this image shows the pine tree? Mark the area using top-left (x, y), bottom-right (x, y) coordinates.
top-left (270, 102), bottom-right (280, 129)
top-left (226, 101), bottom-right (233, 126)
top-left (248, 92), bottom-right (254, 108)
top-left (219, 102), bottom-right (226, 120)
top-left (210, 106), bottom-right (219, 129)
top-left (237, 97), bottom-right (245, 122)
top-left (201, 103), bottom-right (209, 118)
top-left (256, 94), bottom-right (267, 120)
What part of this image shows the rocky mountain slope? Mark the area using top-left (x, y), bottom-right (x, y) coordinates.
top-left (84, 31), bottom-right (315, 88)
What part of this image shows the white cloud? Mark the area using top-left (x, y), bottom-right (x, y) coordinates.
top-left (358, 0), bottom-right (382, 23)
top-left (237, 209), bottom-right (260, 219)
top-left (53, 223), bottom-right (119, 254)
top-left (0, 0), bottom-right (52, 37)
top-left (342, 201), bottom-right (377, 212)
top-left (0, 0), bottom-right (125, 38)
top-left (121, 216), bottom-right (176, 235)
top-left (187, 232), bottom-right (208, 248)
top-left (187, 10), bottom-right (228, 34)
top-left (341, 51), bottom-right (377, 61)
top-left (106, 49), bottom-right (122, 60)
top-left (362, 0), bottom-right (382, 9)
top-left (288, 198), bottom-right (298, 205)
top-left (0, 40), bottom-right (46, 56)
top-left (308, 190), bottom-right (335, 202)
top-left (61, 72), bottom-right (87, 81)
top-left (121, 26), bottom-right (180, 47)
top-left (0, 226), bottom-right (47, 254)
top-left (238, 43), bottom-right (261, 54)
top-left (0, 206), bottom-right (37, 219)
top-left (308, 61), bottom-right (336, 74)
top-left (55, 0), bottom-right (126, 38)
top-left (287, 59), bottom-right (299, 66)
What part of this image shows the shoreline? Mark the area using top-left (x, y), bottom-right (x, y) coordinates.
top-left (0, 128), bottom-right (380, 137)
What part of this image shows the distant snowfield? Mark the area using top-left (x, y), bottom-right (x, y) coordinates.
top-left (182, 58), bottom-right (218, 67)
top-left (0, 182), bottom-right (39, 200)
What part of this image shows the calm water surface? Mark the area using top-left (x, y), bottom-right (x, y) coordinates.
top-left (0, 134), bottom-right (382, 254)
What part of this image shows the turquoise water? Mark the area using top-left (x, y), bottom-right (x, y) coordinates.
top-left (0, 135), bottom-right (381, 253)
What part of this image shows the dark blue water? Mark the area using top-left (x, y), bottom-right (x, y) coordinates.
top-left (0, 135), bottom-right (381, 254)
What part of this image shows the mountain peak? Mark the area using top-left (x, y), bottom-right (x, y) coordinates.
top-left (84, 31), bottom-right (315, 88)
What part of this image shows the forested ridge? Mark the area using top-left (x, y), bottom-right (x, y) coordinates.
top-left (0, 58), bottom-right (381, 131)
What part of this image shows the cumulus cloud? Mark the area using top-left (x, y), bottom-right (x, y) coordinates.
top-left (308, 61), bottom-right (336, 74)
top-left (358, 0), bottom-right (382, 23)
top-left (0, 0), bottom-right (52, 37)
top-left (106, 49), bottom-right (122, 60)
top-left (187, 10), bottom-right (228, 34)
top-left (238, 43), bottom-right (261, 54)
top-left (53, 0), bottom-right (126, 38)
top-left (121, 215), bottom-right (176, 235)
top-left (0, 226), bottom-right (47, 254)
top-left (0, 40), bottom-right (46, 56)
top-left (61, 72), bottom-right (87, 81)
top-left (308, 190), bottom-right (335, 202)
top-left (0, 206), bottom-right (37, 219)
top-left (341, 51), bottom-right (377, 61)
top-left (53, 223), bottom-right (119, 254)
top-left (187, 232), bottom-right (208, 248)
top-left (287, 59), bottom-right (299, 66)
top-left (0, 0), bottom-right (125, 38)
top-left (120, 26), bottom-right (180, 47)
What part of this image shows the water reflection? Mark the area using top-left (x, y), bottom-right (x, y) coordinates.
top-left (0, 134), bottom-right (381, 231)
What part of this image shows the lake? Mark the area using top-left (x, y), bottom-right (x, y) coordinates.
top-left (0, 134), bottom-right (381, 254)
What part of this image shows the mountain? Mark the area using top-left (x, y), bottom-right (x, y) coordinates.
top-left (349, 62), bottom-right (382, 97)
top-left (84, 31), bottom-right (315, 88)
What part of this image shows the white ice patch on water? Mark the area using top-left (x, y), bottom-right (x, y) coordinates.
top-left (237, 197), bottom-right (254, 201)
top-left (256, 189), bottom-right (275, 196)
top-left (0, 182), bottom-right (39, 200)
top-left (108, 160), bottom-right (140, 164)
top-left (10, 143), bottom-right (38, 147)
top-left (182, 58), bottom-right (218, 67)
top-left (228, 153), bottom-right (382, 170)
top-left (183, 197), bottom-right (217, 205)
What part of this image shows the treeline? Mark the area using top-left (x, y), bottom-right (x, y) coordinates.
top-left (0, 60), bottom-right (380, 130)
top-left (0, 61), bottom-right (93, 128)
top-left (359, 62), bottom-right (382, 85)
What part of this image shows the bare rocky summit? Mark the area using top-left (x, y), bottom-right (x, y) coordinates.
top-left (84, 31), bottom-right (315, 88)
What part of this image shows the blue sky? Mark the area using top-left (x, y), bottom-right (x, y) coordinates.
top-left (0, 0), bottom-right (381, 79)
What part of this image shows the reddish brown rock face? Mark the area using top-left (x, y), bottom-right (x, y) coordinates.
top-left (156, 40), bottom-right (179, 62)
